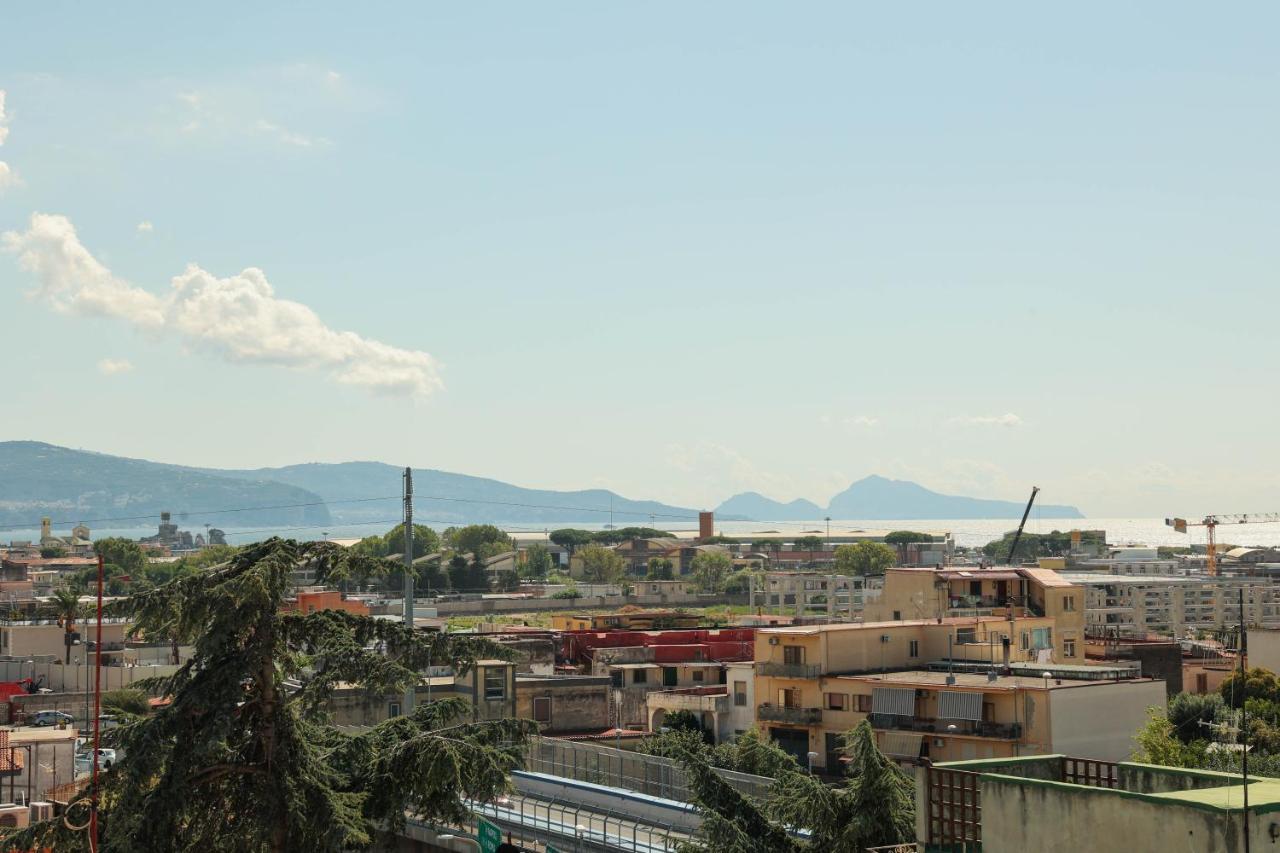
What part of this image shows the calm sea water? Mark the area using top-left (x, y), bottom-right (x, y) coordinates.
top-left (10, 517), bottom-right (1275, 550)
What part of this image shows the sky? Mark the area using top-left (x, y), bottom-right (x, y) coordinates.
top-left (1, 3), bottom-right (1278, 518)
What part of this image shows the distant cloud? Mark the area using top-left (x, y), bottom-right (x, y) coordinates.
top-left (136, 221), bottom-right (154, 234)
top-left (97, 358), bottom-right (134, 376)
top-left (254, 119), bottom-right (329, 148)
top-left (0, 90), bottom-right (14, 190)
top-left (949, 413), bottom-right (1023, 428)
top-left (820, 414), bottom-right (880, 429)
top-left (4, 213), bottom-right (443, 397)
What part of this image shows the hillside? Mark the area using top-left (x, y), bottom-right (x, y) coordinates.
top-left (211, 461), bottom-right (717, 526)
top-left (716, 475), bottom-right (1084, 521)
top-left (0, 441), bottom-right (330, 529)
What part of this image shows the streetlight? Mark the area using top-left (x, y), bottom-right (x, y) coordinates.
top-left (807, 751), bottom-right (819, 774)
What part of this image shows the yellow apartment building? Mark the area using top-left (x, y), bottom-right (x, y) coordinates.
top-left (753, 617), bottom-right (1158, 771)
top-left (865, 566), bottom-right (1085, 664)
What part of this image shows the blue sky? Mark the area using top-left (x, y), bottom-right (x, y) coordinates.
top-left (1, 3), bottom-right (1277, 517)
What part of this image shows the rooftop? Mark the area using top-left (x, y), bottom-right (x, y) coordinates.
top-left (835, 669), bottom-right (1152, 691)
top-left (759, 615), bottom-right (1033, 635)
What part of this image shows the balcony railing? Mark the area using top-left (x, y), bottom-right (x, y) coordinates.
top-left (650, 690), bottom-right (731, 712)
top-left (757, 662), bottom-right (822, 678)
top-left (757, 703), bottom-right (822, 725)
top-left (868, 713), bottom-right (1022, 740)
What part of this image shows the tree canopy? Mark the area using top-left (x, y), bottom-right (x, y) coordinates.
top-left (12, 538), bottom-right (536, 852)
top-left (576, 543), bottom-right (625, 584)
top-left (833, 542), bottom-right (897, 576)
top-left (690, 550), bottom-right (733, 593)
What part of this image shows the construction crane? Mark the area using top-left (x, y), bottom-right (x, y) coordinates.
top-left (1165, 513), bottom-right (1280, 577)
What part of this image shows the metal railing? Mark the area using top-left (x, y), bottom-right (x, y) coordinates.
top-left (523, 735), bottom-right (774, 804)
top-left (757, 704), bottom-right (822, 725)
top-left (868, 714), bottom-right (1021, 740)
top-left (757, 662), bottom-right (822, 678)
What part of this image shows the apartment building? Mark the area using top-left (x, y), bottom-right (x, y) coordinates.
top-left (752, 616), bottom-right (1141, 770)
top-left (1069, 572), bottom-right (1280, 637)
top-left (865, 565), bottom-right (1085, 665)
top-left (0, 616), bottom-right (130, 665)
top-left (752, 572), bottom-right (881, 621)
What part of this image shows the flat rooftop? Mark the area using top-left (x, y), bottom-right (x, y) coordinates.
top-left (759, 615), bottom-right (1031, 635)
top-left (834, 669), bottom-right (1149, 691)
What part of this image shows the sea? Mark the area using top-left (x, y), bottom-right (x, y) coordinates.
top-left (7, 518), bottom-right (1275, 550)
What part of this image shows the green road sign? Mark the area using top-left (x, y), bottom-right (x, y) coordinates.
top-left (477, 817), bottom-right (503, 853)
top-left (545, 846), bottom-right (562, 853)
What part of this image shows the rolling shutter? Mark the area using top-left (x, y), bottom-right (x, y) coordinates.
top-left (871, 686), bottom-right (916, 717)
top-left (938, 690), bottom-right (983, 721)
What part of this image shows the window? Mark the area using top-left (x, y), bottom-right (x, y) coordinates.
top-left (633, 669), bottom-right (648, 685)
top-left (1063, 638), bottom-right (1076, 657)
top-left (1063, 595), bottom-right (1076, 612)
top-left (824, 692), bottom-right (848, 711)
top-left (484, 668), bottom-right (507, 701)
top-left (387, 702), bottom-right (401, 718)
top-left (909, 640), bottom-right (919, 658)
top-left (780, 688), bottom-right (801, 709)
top-left (855, 694), bottom-right (873, 712)
top-left (956, 628), bottom-right (977, 645)
top-left (611, 671), bottom-right (623, 688)
top-left (692, 670), bottom-right (705, 682)
top-left (734, 681), bottom-right (748, 707)
top-left (783, 645), bottom-right (805, 666)
top-left (893, 610), bottom-right (902, 621)
top-left (533, 696), bottom-right (552, 723)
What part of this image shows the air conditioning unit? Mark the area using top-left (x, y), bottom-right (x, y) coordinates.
top-left (0, 803), bottom-right (30, 828)
top-left (29, 802), bottom-right (52, 823)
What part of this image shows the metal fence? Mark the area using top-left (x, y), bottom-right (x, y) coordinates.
top-left (524, 736), bottom-right (775, 804)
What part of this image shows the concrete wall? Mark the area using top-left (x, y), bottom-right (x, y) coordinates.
top-left (977, 774), bottom-right (1255, 853)
top-left (1047, 680), bottom-right (1166, 762)
top-left (0, 659), bottom-right (181, 694)
top-left (1249, 628), bottom-right (1280, 675)
top-left (516, 676), bottom-right (610, 734)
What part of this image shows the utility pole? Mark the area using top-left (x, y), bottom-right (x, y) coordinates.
top-left (403, 467), bottom-right (415, 716)
top-left (1241, 587), bottom-right (1250, 853)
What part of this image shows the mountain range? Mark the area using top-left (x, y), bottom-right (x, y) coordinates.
top-left (716, 475), bottom-right (1083, 520)
top-left (0, 442), bottom-right (1083, 532)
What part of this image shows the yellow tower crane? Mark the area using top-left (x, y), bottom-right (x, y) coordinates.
top-left (1165, 513), bottom-right (1280, 577)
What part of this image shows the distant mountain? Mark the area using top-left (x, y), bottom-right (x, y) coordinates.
top-left (716, 475), bottom-right (1083, 521)
top-left (0, 441), bottom-right (330, 529)
top-left (716, 492), bottom-right (824, 521)
top-left (209, 461), bottom-right (719, 526)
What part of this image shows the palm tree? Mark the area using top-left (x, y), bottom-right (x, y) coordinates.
top-left (48, 587), bottom-right (84, 666)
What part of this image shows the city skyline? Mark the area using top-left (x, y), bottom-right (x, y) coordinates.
top-left (3, 4), bottom-right (1279, 517)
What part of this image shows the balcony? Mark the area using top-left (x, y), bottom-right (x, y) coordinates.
top-left (757, 662), bottom-right (822, 678)
top-left (757, 703), bottom-right (822, 725)
top-left (868, 713), bottom-right (1022, 740)
top-left (649, 688), bottom-right (731, 714)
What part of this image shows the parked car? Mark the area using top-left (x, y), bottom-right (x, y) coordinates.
top-left (74, 748), bottom-right (117, 773)
top-left (30, 710), bottom-right (74, 727)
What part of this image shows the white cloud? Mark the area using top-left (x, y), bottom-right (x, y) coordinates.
top-left (820, 414), bottom-right (880, 429)
top-left (0, 90), bottom-right (9, 146)
top-left (254, 119), bottom-right (329, 148)
top-left (4, 213), bottom-right (443, 397)
top-left (949, 413), bottom-right (1023, 428)
top-left (0, 89), bottom-right (13, 190)
top-left (97, 358), bottom-right (134, 376)
top-left (136, 221), bottom-right (154, 234)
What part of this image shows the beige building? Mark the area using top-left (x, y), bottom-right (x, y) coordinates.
top-left (1069, 572), bottom-right (1280, 637)
top-left (753, 616), bottom-right (1154, 770)
top-left (752, 572), bottom-right (881, 621)
top-left (0, 616), bottom-right (130, 666)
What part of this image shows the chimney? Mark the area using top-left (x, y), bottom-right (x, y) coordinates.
top-left (698, 511), bottom-right (714, 540)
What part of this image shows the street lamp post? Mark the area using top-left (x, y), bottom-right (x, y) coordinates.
top-left (807, 751), bottom-right (819, 775)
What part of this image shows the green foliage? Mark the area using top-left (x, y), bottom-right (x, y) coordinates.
top-left (711, 729), bottom-right (800, 778)
top-left (94, 537), bottom-right (149, 574)
top-left (723, 569), bottom-right (755, 595)
top-left (549, 529), bottom-right (595, 554)
top-left (690, 550), bottom-right (732, 593)
top-left (445, 525), bottom-right (511, 560)
top-left (1219, 666), bottom-right (1280, 709)
top-left (700, 535), bottom-right (739, 545)
top-left (550, 587), bottom-right (581, 600)
top-left (793, 536), bottom-right (825, 554)
top-left (10, 538), bottom-right (538, 853)
top-left (646, 557), bottom-right (675, 581)
top-left (981, 529), bottom-right (1103, 562)
top-left (39, 545), bottom-right (66, 558)
top-left (1132, 706), bottom-right (1198, 766)
top-left (884, 530), bottom-right (932, 546)
top-left (102, 688), bottom-right (151, 717)
top-left (833, 542), bottom-right (897, 576)
top-left (592, 527), bottom-right (673, 545)
top-left (1167, 692), bottom-right (1227, 744)
top-left (577, 544), bottom-right (625, 584)
top-left (676, 721), bottom-right (913, 852)
top-left (522, 543), bottom-right (555, 577)
top-left (46, 586), bottom-right (85, 665)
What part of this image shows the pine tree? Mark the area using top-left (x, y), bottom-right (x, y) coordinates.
top-left (11, 538), bottom-right (536, 852)
top-left (679, 720), bottom-right (915, 852)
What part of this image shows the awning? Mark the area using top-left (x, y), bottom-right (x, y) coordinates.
top-left (871, 686), bottom-right (916, 717)
top-left (879, 732), bottom-right (924, 759)
top-left (938, 690), bottom-right (983, 721)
